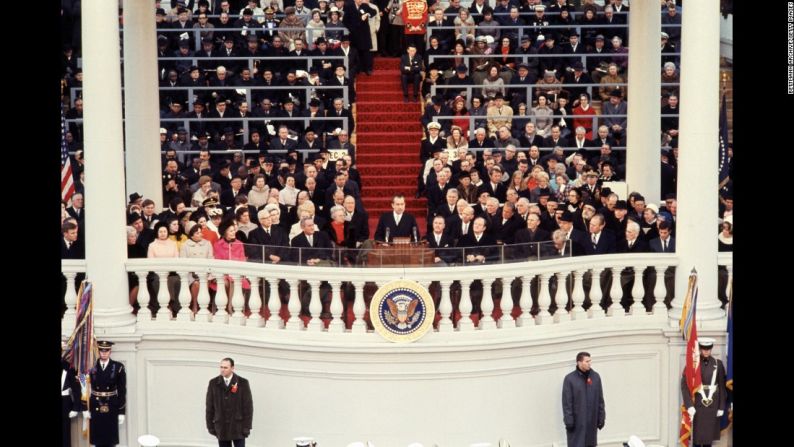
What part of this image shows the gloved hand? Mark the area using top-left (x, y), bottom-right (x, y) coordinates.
top-left (717, 410), bottom-right (724, 417)
top-left (68, 411), bottom-right (78, 418)
top-left (82, 411), bottom-right (91, 419)
top-left (687, 407), bottom-right (696, 418)
top-left (118, 415), bottom-right (125, 425)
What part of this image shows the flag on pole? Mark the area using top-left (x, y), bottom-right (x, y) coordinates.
top-left (63, 280), bottom-right (96, 438)
top-left (61, 109), bottom-right (76, 203)
top-left (678, 270), bottom-right (701, 447)
top-left (718, 94), bottom-right (730, 191)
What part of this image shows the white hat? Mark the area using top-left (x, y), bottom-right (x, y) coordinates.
top-left (427, 122), bottom-right (442, 130)
top-left (698, 337), bottom-right (715, 348)
top-left (294, 437), bottom-right (315, 447)
top-left (645, 203), bottom-right (659, 214)
top-left (627, 435), bottom-right (646, 447)
top-left (138, 434), bottom-right (161, 447)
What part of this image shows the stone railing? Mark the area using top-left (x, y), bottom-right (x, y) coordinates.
top-left (104, 254), bottom-right (682, 331)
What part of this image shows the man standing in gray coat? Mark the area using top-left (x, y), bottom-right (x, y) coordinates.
top-left (206, 358), bottom-right (254, 447)
top-left (562, 351), bottom-right (606, 447)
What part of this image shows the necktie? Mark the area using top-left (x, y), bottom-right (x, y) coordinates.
top-left (307, 236), bottom-right (313, 246)
top-left (592, 234), bottom-right (597, 246)
top-left (628, 240), bottom-right (634, 249)
top-left (101, 362), bottom-right (106, 371)
top-left (66, 241), bottom-right (71, 249)
top-left (265, 228), bottom-right (270, 236)
top-left (436, 235), bottom-right (441, 245)
top-left (463, 224), bottom-right (468, 234)
top-left (662, 240), bottom-right (667, 252)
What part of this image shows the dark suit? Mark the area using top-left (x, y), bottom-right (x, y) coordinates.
top-left (478, 182), bottom-right (507, 203)
top-left (346, 210), bottom-right (370, 242)
top-left (87, 359), bottom-right (126, 447)
top-left (62, 360), bottom-right (81, 447)
top-left (617, 237), bottom-right (649, 253)
top-left (582, 229), bottom-right (617, 255)
top-left (649, 236), bottom-right (676, 253)
top-left (496, 215), bottom-right (524, 244)
top-left (425, 232), bottom-right (458, 264)
top-left (290, 231), bottom-right (334, 264)
top-left (61, 238), bottom-right (84, 259)
top-left (511, 227), bottom-right (551, 259)
top-left (374, 212), bottom-right (419, 242)
top-left (246, 225), bottom-right (289, 262)
top-left (205, 373), bottom-right (253, 444)
top-left (458, 232), bottom-right (498, 264)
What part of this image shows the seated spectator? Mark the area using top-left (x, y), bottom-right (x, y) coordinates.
top-left (598, 63), bottom-right (625, 101)
top-left (481, 65), bottom-right (505, 100)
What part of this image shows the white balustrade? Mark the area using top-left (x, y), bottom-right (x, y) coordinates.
top-left (229, 274), bottom-right (246, 325)
top-left (266, 278), bottom-right (284, 329)
top-left (588, 268), bottom-right (606, 319)
top-left (653, 264), bottom-right (668, 315)
top-left (63, 271), bottom-right (78, 324)
top-left (249, 275), bottom-right (265, 328)
top-left (135, 271), bottom-right (151, 321)
top-left (437, 280), bottom-right (454, 332)
top-left (156, 270), bottom-right (171, 320)
top-left (571, 269), bottom-right (587, 320)
top-left (457, 279), bottom-right (475, 331)
top-left (607, 267), bottom-right (625, 317)
top-left (498, 278), bottom-right (516, 329)
top-left (630, 265), bottom-right (646, 316)
top-left (213, 272), bottom-right (229, 324)
top-left (286, 279), bottom-right (303, 330)
top-left (535, 274), bottom-right (552, 325)
top-left (517, 275), bottom-right (532, 327)
top-left (307, 280), bottom-right (323, 331)
top-left (351, 280), bottom-right (367, 333)
top-left (554, 272), bottom-right (570, 323)
top-left (479, 278), bottom-right (496, 330)
top-left (196, 271), bottom-right (212, 322)
top-left (328, 281), bottom-right (345, 333)
top-left (176, 272), bottom-right (192, 322)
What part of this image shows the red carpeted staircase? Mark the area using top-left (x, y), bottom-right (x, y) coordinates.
top-left (355, 57), bottom-right (426, 237)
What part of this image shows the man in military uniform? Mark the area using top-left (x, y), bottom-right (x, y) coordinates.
top-left (62, 342), bottom-right (81, 447)
top-left (83, 340), bottom-right (127, 447)
top-left (681, 338), bottom-right (727, 447)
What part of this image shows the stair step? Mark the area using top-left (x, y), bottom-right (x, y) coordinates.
top-left (356, 101), bottom-right (421, 112)
top-left (357, 112), bottom-right (421, 121)
top-left (357, 121), bottom-right (423, 132)
top-left (358, 165), bottom-right (421, 175)
top-left (356, 80), bottom-right (402, 87)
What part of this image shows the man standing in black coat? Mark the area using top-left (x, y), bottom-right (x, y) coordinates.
top-left (61, 342), bottom-right (81, 447)
top-left (206, 357), bottom-right (254, 447)
top-left (343, 0), bottom-right (378, 75)
top-left (374, 195), bottom-right (419, 242)
top-left (562, 351), bottom-right (606, 447)
top-left (84, 341), bottom-right (126, 447)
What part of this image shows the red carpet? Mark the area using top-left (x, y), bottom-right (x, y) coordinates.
top-left (355, 57), bottom-right (426, 238)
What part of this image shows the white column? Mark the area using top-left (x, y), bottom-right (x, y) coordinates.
top-left (81, 0), bottom-right (135, 330)
top-left (122, 1), bottom-right (163, 205)
top-left (671, 0), bottom-right (725, 325)
top-left (625, 0), bottom-right (661, 204)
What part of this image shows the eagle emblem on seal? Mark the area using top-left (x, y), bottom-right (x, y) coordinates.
top-left (383, 294), bottom-right (422, 329)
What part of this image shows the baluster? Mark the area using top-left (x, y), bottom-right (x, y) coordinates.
top-left (196, 271), bottom-right (212, 322)
top-left (570, 269), bottom-right (587, 319)
top-left (63, 272), bottom-right (78, 324)
top-left (176, 271), bottom-right (192, 322)
top-left (607, 267), bottom-right (625, 317)
top-left (653, 264), bottom-right (668, 316)
top-left (351, 280), bottom-right (367, 333)
top-left (630, 265), bottom-right (647, 316)
top-left (457, 279), bottom-right (474, 331)
top-left (554, 272), bottom-right (571, 323)
top-left (213, 271), bottom-right (229, 324)
top-left (266, 278), bottom-right (284, 329)
top-left (307, 280), bottom-right (323, 331)
top-left (535, 274), bottom-right (552, 325)
top-left (135, 271), bottom-right (151, 320)
top-left (437, 280), bottom-right (454, 332)
top-left (479, 278), bottom-right (496, 330)
top-left (156, 270), bottom-right (171, 321)
top-left (328, 281), bottom-right (344, 333)
top-left (285, 279), bottom-right (304, 330)
top-left (248, 276), bottom-right (265, 327)
top-left (517, 275), bottom-right (532, 327)
top-left (498, 278), bottom-right (516, 329)
top-left (588, 268), bottom-right (605, 318)
top-left (725, 264), bottom-right (733, 303)
top-left (229, 274), bottom-right (246, 325)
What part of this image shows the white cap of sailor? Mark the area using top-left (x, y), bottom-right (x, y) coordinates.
top-left (295, 437), bottom-right (316, 447)
top-left (138, 434), bottom-right (161, 446)
top-left (697, 337), bottom-right (715, 349)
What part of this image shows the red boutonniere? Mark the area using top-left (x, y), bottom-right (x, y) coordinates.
top-left (587, 378), bottom-right (593, 385)
top-left (231, 383), bottom-right (238, 393)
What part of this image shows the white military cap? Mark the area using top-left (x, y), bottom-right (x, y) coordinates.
top-left (138, 434), bottom-right (160, 447)
top-left (698, 337), bottom-right (715, 348)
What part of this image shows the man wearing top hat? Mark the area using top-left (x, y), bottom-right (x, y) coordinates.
top-left (206, 357), bottom-right (254, 447)
top-left (83, 341), bottom-right (126, 447)
top-left (681, 338), bottom-right (727, 447)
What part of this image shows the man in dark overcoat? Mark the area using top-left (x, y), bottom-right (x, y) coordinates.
top-left (562, 351), bottom-right (606, 447)
top-left (343, 0), bottom-right (378, 75)
top-left (84, 340), bottom-right (127, 447)
top-left (206, 357), bottom-right (254, 447)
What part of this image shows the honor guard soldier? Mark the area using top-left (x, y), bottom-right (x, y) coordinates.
top-left (84, 340), bottom-right (127, 447)
top-left (62, 342), bottom-right (81, 447)
top-left (681, 338), bottom-right (727, 447)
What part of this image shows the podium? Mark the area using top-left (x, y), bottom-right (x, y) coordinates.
top-left (366, 239), bottom-right (436, 267)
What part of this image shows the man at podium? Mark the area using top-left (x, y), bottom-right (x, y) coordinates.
top-left (374, 195), bottom-right (419, 243)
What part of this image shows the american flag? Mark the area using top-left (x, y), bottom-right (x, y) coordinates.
top-left (61, 109), bottom-right (75, 202)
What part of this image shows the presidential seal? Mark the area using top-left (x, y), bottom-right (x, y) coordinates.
top-left (370, 279), bottom-right (435, 343)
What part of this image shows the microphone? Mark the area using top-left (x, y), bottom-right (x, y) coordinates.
top-left (385, 227), bottom-right (390, 243)
top-left (412, 226), bottom-right (418, 243)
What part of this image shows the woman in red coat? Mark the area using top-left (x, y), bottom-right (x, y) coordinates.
top-left (572, 92), bottom-right (597, 139)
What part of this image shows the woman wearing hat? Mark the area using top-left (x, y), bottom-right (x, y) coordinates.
top-left (147, 222), bottom-right (181, 314)
top-left (278, 7), bottom-right (306, 51)
top-left (180, 222), bottom-right (214, 312)
top-left (305, 8), bottom-right (326, 48)
top-left (211, 221), bottom-right (251, 311)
